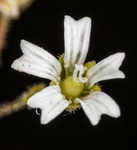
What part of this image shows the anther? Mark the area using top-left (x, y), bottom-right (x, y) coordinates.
top-left (73, 64), bottom-right (88, 83)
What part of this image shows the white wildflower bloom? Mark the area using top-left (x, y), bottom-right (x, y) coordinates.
top-left (11, 15), bottom-right (125, 125)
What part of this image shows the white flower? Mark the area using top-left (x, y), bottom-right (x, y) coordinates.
top-left (11, 15), bottom-right (125, 126)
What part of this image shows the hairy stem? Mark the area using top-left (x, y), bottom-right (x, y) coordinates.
top-left (0, 83), bottom-right (45, 119)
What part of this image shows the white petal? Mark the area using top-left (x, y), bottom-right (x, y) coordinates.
top-left (40, 99), bottom-right (69, 125)
top-left (64, 15), bottom-right (91, 68)
top-left (87, 53), bottom-right (125, 87)
top-left (11, 40), bottom-right (61, 82)
top-left (78, 99), bottom-right (101, 125)
top-left (27, 85), bottom-right (70, 125)
top-left (78, 91), bottom-right (120, 125)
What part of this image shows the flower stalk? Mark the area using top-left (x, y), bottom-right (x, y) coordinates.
top-left (0, 83), bottom-right (45, 119)
top-left (0, 14), bottom-right (9, 65)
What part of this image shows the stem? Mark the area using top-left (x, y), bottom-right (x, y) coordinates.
top-left (0, 14), bottom-right (9, 66)
top-left (0, 97), bottom-right (26, 118)
top-left (0, 83), bottom-right (45, 119)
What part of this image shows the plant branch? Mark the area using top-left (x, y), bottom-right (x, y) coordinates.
top-left (0, 83), bottom-right (45, 119)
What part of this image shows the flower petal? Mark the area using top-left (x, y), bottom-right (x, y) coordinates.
top-left (27, 85), bottom-right (70, 125)
top-left (78, 99), bottom-right (101, 125)
top-left (78, 91), bottom-right (120, 125)
top-left (11, 40), bottom-right (61, 82)
top-left (40, 99), bottom-right (69, 125)
top-left (87, 53), bottom-right (125, 87)
top-left (64, 15), bottom-right (91, 68)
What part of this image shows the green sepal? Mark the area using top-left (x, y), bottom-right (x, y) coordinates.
top-left (84, 61), bottom-right (96, 76)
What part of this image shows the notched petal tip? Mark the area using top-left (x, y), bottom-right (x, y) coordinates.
top-left (64, 15), bottom-right (75, 21)
top-left (40, 100), bottom-right (70, 125)
top-left (111, 52), bottom-right (126, 69)
top-left (11, 60), bottom-right (16, 69)
top-left (79, 16), bottom-right (91, 25)
top-left (114, 52), bottom-right (126, 79)
top-left (116, 52), bottom-right (126, 62)
top-left (64, 15), bottom-right (72, 19)
top-left (40, 117), bottom-right (46, 125)
top-left (113, 107), bottom-right (121, 118)
top-left (65, 15), bottom-right (91, 23)
top-left (64, 15), bottom-right (92, 68)
top-left (87, 52), bottom-right (126, 87)
top-left (20, 39), bottom-right (26, 45)
top-left (11, 57), bottom-right (28, 73)
top-left (118, 71), bottom-right (126, 79)
top-left (117, 52), bottom-right (126, 58)
top-left (38, 109), bottom-right (52, 125)
top-left (91, 119), bottom-right (100, 126)
top-left (79, 91), bottom-right (121, 125)
top-left (109, 106), bottom-right (121, 118)
top-left (64, 15), bottom-right (74, 25)
top-left (20, 39), bottom-right (32, 51)
top-left (11, 59), bottom-right (21, 71)
top-left (40, 112), bottom-right (51, 125)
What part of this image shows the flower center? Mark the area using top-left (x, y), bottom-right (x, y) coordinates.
top-left (60, 64), bottom-right (88, 100)
top-left (60, 76), bottom-right (84, 100)
top-left (57, 59), bottom-right (101, 112)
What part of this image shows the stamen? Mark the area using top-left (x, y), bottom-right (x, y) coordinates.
top-left (73, 64), bottom-right (88, 83)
